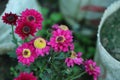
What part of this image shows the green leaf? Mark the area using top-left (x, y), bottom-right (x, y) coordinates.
top-left (54, 52), bottom-right (66, 60)
top-left (15, 63), bottom-right (27, 72)
top-left (39, 72), bottom-right (51, 80)
top-left (10, 67), bottom-right (18, 77)
top-left (7, 50), bottom-right (16, 58)
top-left (41, 7), bottom-right (49, 17)
top-left (50, 13), bottom-right (62, 22)
top-left (46, 69), bottom-right (52, 74)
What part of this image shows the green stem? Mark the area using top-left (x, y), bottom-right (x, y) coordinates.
top-left (46, 32), bottom-right (51, 40)
top-left (11, 25), bottom-right (18, 47)
top-left (71, 71), bottom-right (86, 80)
top-left (40, 49), bottom-right (53, 73)
top-left (41, 57), bottom-right (51, 73)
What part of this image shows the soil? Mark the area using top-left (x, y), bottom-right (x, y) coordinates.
top-left (100, 8), bottom-right (120, 61)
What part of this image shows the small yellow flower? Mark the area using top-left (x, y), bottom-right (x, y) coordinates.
top-left (59, 25), bottom-right (69, 30)
top-left (22, 49), bottom-right (31, 58)
top-left (70, 51), bottom-right (77, 58)
top-left (90, 64), bottom-right (94, 70)
top-left (34, 37), bottom-right (46, 49)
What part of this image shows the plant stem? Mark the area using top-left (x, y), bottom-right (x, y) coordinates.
top-left (40, 49), bottom-right (53, 73)
top-left (11, 25), bottom-right (18, 47)
top-left (66, 71), bottom-right (86, 80)
top-left (71, 71), bottom-right (86, 80)
top-left (41, 57), bottom-right (51, 73)
top-left (46, 31), bottom-right (51, 40)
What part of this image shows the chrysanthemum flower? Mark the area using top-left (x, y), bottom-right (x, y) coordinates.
top-left (84, 59), bottom-right (100, 80)
top-left (16, 43), bottom-right (37, 66)
top-left (65, 51), bottom-right (83, 67)
top-left (15, 20), bottom-right (37, 39)
top-left (52, 24), bottom-right (69, 31)
top-left (52, 24), bottom-right (59, 30)
top-left (31, 37), bottom-right (50, 56)
top-left (2, 12), bottom-right (18, 25)
top-left (20, 9), bottom-right (43, 30)
top-left (14, 72), bottom-right (37, 80)
top-left (49, 25), bottom-right (74, 52)
top-left (59, 25), bottom-right (69, 31)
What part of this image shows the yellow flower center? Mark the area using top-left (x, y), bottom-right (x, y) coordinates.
top-left (22, 49), bottom-right (31, 58)
top-left (56, 36), bottom-right (65, 43)
top-left (34, 38), bottom-right (46, 49)
top-left (70, 51), bottom-right (77, 58)
top-left (59, 25), bottom-right (69, 30)
top-left (90, 64), bottom-right (94, 70)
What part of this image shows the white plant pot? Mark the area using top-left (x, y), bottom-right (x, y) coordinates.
top-left (95, 0), bottom-right (120, 80)
top-left (0, 0), bottom-right (41, 54)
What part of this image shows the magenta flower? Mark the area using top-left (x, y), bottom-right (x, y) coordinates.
top-left (52, 24), bottom-right (69, 31)
top-left (15, 20), bottom-right (37, 40)
top-left (65, 51), bottom-right (83, 67)
top-left (2, 12), bottom-right (18, 25)
top-left (14, 72), bottom-right (37, 80)
top-left (52, 24), bottom-right (59, 30)
top-left (31, 37), bottom-right (50, 56)
top-left (20, 9), bottom-right (43, 30)
top-left (49, 24), bottom-right (74, 52)
top-left (84, 59), bottom-right (100, 80)
top-left (16, 43), bottom-right (38, 66)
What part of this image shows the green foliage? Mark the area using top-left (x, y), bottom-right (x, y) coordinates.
top-left (41, 7), bottom-right (63, 27)
top-left (50, 13), bottom-right (63, 23)
top-left (36, 7), bottom-right (63, 39)
top-left (7, 49), bottom-right (17, 58)
top-left (74, 33), bottom-right (95, 59)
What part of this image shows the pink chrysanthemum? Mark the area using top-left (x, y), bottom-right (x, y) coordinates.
top-left (31, 37), bottom-right (50, 56)
top-left (52, 24), bottom-right (69, 31)
top-left (20, 9), bottom-right (43, 30)
top-left (2, 12), bottom-right (18, 25)
top-left (84, 59), bottom-right (100, 80)
top-left (15, 20), bottom-right (37, 39)
top-left (49, 25), bottom-right (74, 52)
top-left (16, 43), bottom-right (37, 66)
top-left (65, 51), bottom-right (83, 67)
top-left (52, 24), bottom-right (59, 30)
top-left (14, 72), bottom-right (37, 80)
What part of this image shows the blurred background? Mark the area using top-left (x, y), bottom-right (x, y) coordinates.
top-left (0, 0), bottom-right (116, 79)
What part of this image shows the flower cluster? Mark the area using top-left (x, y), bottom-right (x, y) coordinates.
top-left (65, 52), bottom-right (100, 80)
top-left (16, 37), bottom-right (50, 66)
top-left (16, 9), bottom-right (43, 39)
top-left (2, 9), bottom-right (43, 39)
top-left (2, 9), bottom-right (100, 80)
